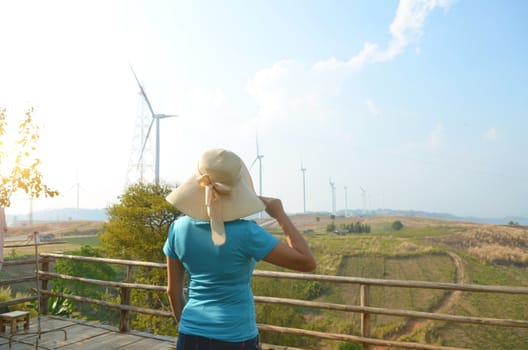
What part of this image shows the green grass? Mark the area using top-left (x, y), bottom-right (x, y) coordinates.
top-left (4, 217), bottom-right (527, 349)
top-left (61, 235), bottom-right (101, 247)
top-left (6, 235), bottom-right (101, 258)
top-left (260, 220), bottom-right (528, 349)
top-left (426, 254), bottom-right (528, 349)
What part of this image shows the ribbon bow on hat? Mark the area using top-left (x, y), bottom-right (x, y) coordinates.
top-left (198, 174), bottom-right (233, 245)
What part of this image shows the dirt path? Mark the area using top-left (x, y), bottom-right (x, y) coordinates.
top-left (370, 252), bottom-right (465, 349)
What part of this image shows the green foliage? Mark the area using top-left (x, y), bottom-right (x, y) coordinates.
top-left (53, 245), bottom-right (117, 320)
top-left (326, 222), bottom-right (336, 232)
top-left (507, 220), bottom-right (519, 226)
top-left (98, 182), bottom-right (180, 332)
top-left (54, 245), bottom-right (115, 284)
top-left (0, 287), bottom-right (37, 315)
top-left (8, 248), bottom-right (18, 259)
top-left (48, 287), bottom-right (74, 316)
top-left (338, 343), bottom-right (362, 350)
top-left (0, 107), bottom-right (59, 207)
top-left (338, 222), bottom-right (371, 233)
top-left (257, 304), bottom-right (311, 347)
top-left (99, 182), bottom-right (180, 262)
top-left (392, 220), bottom-right (404, 231)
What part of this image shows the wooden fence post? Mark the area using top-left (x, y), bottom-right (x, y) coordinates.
top-left (40, 256), bottom-right (50, 315)
top-left (360, 284), bottom-right (371, 350)
top-left (119, 265), bottom-right (133, 332)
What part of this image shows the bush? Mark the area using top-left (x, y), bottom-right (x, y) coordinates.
top-left (392, 220), bottom-right (404, 231)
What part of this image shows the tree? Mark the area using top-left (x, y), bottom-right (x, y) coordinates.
top-left (99, 183), bottom-right (180, 262)
top-left (99, 183), bottom-right (181, 333)
top-left (392, 220), bottom-right (404, 231)
top-left (0, 108), bottom-right (58, 207)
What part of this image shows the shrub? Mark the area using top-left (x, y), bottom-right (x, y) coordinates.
top-left (392, 220), bottom-right (404, 231)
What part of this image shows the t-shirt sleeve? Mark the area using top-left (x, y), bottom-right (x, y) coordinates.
top-left (245, 221), bottom-right (279, 261)
top-left (163, 221), bottom-right (178, 259)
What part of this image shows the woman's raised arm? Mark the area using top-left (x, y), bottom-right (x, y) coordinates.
top-left (260, 196), bottom-right (316, 272)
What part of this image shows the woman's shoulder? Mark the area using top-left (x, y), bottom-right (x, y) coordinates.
top-left (226, 218), bottom-right (259, 227)
top-left (174, 215), bottom-right (209, 224)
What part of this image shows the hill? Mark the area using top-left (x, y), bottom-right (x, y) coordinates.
top-left (3, 213), bottom-right (527, 349)
top-left (6, 208), bottom-right (107, 225)
top-left (6, 207), bottom-right (528, 226)
top-left (256, 214), bottom-right (528, 349)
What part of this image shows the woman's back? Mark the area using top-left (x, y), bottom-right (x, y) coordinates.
top-left (164, 216), bottom-right (278, 341)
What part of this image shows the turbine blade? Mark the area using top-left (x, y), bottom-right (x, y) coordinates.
top-left (249, 157), bottom-right (259, 170)
top-left (129, 64), bottom-right (156, 117)
top-left (157, 114), bottom-right (179, 119)
top-left (138, 118), bottom-right (155, 163)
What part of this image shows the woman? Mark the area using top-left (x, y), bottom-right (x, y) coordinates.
top-left (163, 148), bottom-right (316, 350)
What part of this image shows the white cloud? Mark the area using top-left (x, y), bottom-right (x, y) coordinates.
top-left (365, 99), bottom-right (382, 117)
top-left (483, 127), bottom-right (497, 141)
top-left (247, 60), bottom-right (343, 129)
top-left (313, 0), bottom-right (452, 73)
top-left (428, 123), bottom-right (445, 149)
top-left (249, 0), bottom-right (451, 125)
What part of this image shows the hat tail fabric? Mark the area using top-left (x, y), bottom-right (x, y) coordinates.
top-left (202, 176), bottom-right (230, 246)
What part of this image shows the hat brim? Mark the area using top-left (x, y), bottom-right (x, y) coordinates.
top-left (166, 161), bottom-right (265, 221)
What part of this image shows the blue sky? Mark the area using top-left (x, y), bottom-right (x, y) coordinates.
top-left (1, 0), bottom-right (527, 219)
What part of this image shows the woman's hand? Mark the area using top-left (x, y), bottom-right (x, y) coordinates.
top-left (259, 196), bottom-right (286, 221)
top-left (260, 196), bottom-right (317, 272)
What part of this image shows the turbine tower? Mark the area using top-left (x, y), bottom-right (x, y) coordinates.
top-left (344, 186), bottom-right (348, 217)
top-left (360, 186), bottom-right (367, 215)
top-left (127, 92), bottom-right (154, 184)
top-left (64, 173), bottom-right (83, 220)
top-left (250, 135), bottom-right (264, 196)
top-left (301, 163), bottom-right (307, 213)
top-left (130, 65), bottom-right (178, 185)
top-left (329, 179), bottom-right (336, 216)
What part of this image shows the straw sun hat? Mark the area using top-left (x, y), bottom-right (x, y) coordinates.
top-left (166, 148), bottom-right (265, 245)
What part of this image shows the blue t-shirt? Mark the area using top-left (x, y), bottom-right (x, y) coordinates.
top-left (163, 216), bottom-right (279, 342)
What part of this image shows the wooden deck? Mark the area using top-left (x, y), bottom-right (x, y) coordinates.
top-left (0, 316), bottom-right (176, 349)
top-left (0, 316), bottom-right (302, 350)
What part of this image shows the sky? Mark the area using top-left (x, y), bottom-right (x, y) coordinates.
top-left (1, 0), bottom-right (527, 219)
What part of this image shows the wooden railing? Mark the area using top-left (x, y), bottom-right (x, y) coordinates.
top-left (0, 259), bottom-right (39, 308)
top-left (3, 252), bottom-right (528, 350)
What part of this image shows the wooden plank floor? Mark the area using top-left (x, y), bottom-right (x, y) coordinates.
top-left (0, 316), bottom-right (176, 349)
top-left (0, 316), bottom-right (304, 350)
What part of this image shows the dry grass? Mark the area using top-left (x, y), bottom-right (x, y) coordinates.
top-left (435, 225), bottom-right (528, 266)
top-left (6, 220), bottom-right (103, 237)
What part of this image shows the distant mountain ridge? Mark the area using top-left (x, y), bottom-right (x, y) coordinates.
top-left (5, 207), bottom-right (527, 226)
top-left (305, 208), bottom-right (528, 226)
top-left (6, 208), bottom-right (108, 224)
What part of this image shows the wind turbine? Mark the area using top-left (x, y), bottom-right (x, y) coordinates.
top-left (344, 186), bottom-right (348, 217)
top-left (360, 186), bottom-right (367, 215)
top-left (130, 65), bottom-right (178, 185)
top-left (329, 179), bottom-right (336, 216)
top-left (250, 135), bottom-right (264, 218)
top-left (301, 163), bottom-right (307, 213)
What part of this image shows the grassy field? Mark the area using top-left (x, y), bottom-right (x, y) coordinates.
top-left (3, 216), bottom-right (528, 349)
top-left (2, 233), bottom-right (103, 298)
top-left (257, 215), bottom-right (528, 349)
